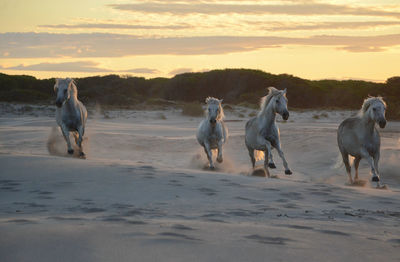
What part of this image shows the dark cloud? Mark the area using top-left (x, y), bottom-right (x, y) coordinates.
top-left (1, 32), bottom-right (399, 59)
top-left (109, 2), bottom-right (400, 18)
top-left (122, 68), bottom-right (160, 74)
top-left (3, 60), bottom-right (159, 74)
top-left (5, 61), bottom-right (111, 72)
top-left (264, 21), bottom-right (400, 31)
top-left (38, 23), bottom-right (190, 30)
top-left (168, 68), bottom-right (193, 75)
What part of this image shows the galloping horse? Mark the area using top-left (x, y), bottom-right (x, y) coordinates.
top-left (337, 96), bottom-right (387, 186)
top-left (196, 97), bottom-right (228, 170)
top-left (54, 78), bottom-right (87, 158)
top-left (245, 87), bottom-right (292, 177)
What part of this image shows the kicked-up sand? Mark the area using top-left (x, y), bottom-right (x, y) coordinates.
top-left (0, 104), bottom-right (399, 262)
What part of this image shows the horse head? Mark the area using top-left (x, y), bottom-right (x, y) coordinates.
top-left (54, 78), bottom-right (74, 108)
top-left (365, 97), bottom-right (387, 128)
top-left (273, 88), bottom-right (289, 120)
top-left (205, 97), bottom-right (223, 126)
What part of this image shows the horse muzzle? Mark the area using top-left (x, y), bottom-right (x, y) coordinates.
top-left (210, 119), bottom-right (217, 125)
top-left (378, 120), bottom-right (386, 128)
top-left (55, 100), bottom-right (63, 108)
top-left (282, 112), bottom-right (289, 121)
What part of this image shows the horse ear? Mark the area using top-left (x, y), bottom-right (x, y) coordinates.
top-left (283, 88), bottom-right (287, 94)
top-left (219, 99), bottom-right (223, 104)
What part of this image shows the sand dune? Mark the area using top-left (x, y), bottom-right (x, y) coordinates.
top-left (1, 104), bottom-right (399, 262)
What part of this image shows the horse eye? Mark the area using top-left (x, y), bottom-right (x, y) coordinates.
top-left (373, 108), bottom-right (376, 111)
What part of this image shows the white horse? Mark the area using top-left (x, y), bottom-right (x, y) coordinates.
top-left (337, 96), bottom-right (387, 186)
top-left (245, 87), bottom-right (292, 177)
top-left (54, 78), bottom-right (87, 158)
top-left (196, 97), bottom-right (228, 170)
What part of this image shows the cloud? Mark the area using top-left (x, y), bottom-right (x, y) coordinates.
top-left (109, 2), bottom-right (400, 18)
top-left (122, 68), bottom-right (160, 74)
top-left (3, 61), bottom-right (159, 74)
top-left (263, 21), bottom-right (400, 31)
top-left (5, 61), bottom-right (111, 72)
top-left (38, 23), bottom-right (190, 30)
top-left (1, 32), bottom-right (399, 59)
top-left (168, 68), bottom-right (193, 75)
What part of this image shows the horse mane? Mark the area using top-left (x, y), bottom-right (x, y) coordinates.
top-left (68, 79), bottom-right (78, 98)
top-left (258, 87), bottom-right (286, 117)
top-left (55, 78), bottom-right (78, 98)
top-left (205, 97), bottom-right (224, 120)
top-left (358, 96), bottom-right (386, 117)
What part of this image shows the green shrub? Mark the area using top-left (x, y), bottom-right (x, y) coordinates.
top-left (181, 103), bottom-right (204, 117)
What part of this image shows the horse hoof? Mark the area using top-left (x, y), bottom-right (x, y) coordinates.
top-left (268, 163), bottom-right (276, 169)
top-left (372, 176), bottom-right (380, 182)
top-left (285, 170), bottom-right (292, 175)
top-left (217, 157), bottom-right (223, 163)
top-left (209, 166), bottom-right (215, 170)
top-left (79, 152), bottom-right (86, 158)
top-left (67, 149), bottom-right (74, 154)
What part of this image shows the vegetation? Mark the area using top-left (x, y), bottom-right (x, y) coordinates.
top-left (181, 103), bottom-right (204, 117)
top-left (0, 70), bottom-right (399, 119)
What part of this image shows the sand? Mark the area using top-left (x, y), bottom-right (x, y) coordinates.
top-left (1, 103), bottom-right (400, 262)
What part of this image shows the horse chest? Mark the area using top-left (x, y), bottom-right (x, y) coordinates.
top-left (364, 141), bottom-right (378, 155)
top-left (207, 130), bottom-right (220, 147)
top-left (260, 127), bottom-right (278, 143)
top-left (62, 113), bottom-right (80, 131)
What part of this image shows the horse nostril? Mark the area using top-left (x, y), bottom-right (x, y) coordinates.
top-left (55, 101), bottom-right (62, 107)
top-left (283, 112), bottom-right (289, 120)
top-left (210, 119), bottom-right (216, 124)
top-left (379, 120), bottom-right (386, 128)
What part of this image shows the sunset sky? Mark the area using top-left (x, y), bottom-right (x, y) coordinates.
top-left (1, 0), bottom-right (400, 81)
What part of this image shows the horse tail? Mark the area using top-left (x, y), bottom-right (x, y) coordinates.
top-left (254, 150), bottom-right (265, 162)
top-left (333, 152), bottom-right (354, 169)
top-left (221, 122), bottom-right (228, 144)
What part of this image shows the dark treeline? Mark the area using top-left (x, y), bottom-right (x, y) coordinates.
top-left (0, 69), bottom-right (399, 119)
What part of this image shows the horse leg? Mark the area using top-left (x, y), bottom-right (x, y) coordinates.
top-left (373, 152), bottom-right (382, 186)
top-left (77, 126), bottom-right (85, 157)
top-left (216, 140), bottom-right (223, 163)
top-left (268, 150), bottom-right (276, 169)
top-left (263, 142), bottom-right (272, 177)
top-left (360, 149), bottom-right (379, 182)
top-left (60, 124), bottom-right (73, 154)
top-left (354, 157), bottom-right (361, 181)
top-left (204, 143), bottom-right (214, 170)
top-left (341, 151), bottom-right (353, 184)
top-left (246, 145), bottom-right (255, 168)
top-left (275, 143), bottom-right (292, 175)
top-left (73, 132), bottom-right (79, 145)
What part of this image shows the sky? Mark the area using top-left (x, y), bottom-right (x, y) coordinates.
top-left (0, 0), bottom-right (400, 82)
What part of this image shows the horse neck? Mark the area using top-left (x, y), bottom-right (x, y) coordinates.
top-left (65, 92), bottom-right (78, 111)
top-left (258, 101), bottom-right (276, 127)
top-left (360, 112), bottom-right (376, 134)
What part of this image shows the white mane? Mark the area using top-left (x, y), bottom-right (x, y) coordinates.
top-left (205, 97), bottom-right (224, 120)
top-left (55, 78), bottom-right (78, 98)
top-left (258, 87), bottom-right (286, 117)
top-left (358, 96), bottom-right (386, 117)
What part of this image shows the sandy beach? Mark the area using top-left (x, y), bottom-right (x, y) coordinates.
top-left (1, 104), bottom-right (399, 262)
